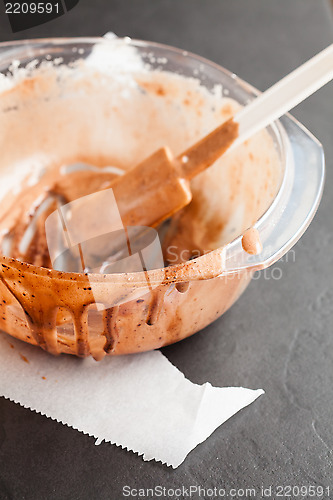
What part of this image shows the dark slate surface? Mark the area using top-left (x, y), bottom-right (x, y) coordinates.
top-left (0, 1), bottom-right (332, 498)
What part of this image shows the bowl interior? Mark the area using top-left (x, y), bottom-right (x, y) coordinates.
top-left (0, 38), bottom-right (283, 279)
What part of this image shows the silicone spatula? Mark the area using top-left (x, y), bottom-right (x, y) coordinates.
top-left (73, 44), bottom-right (333, 234)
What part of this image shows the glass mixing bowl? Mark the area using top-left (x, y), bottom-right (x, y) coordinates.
top-left (0, 37), bottom-right (325, 359)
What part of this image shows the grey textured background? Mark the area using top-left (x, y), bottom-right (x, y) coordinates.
top-left (0, 1), bottom-right (332, 499)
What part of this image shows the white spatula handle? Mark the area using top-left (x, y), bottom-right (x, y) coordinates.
top-left (230, 44), bottom-right (333, 152)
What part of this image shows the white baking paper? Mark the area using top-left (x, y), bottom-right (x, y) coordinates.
top-left (0, 331), bottom-right (263, 468)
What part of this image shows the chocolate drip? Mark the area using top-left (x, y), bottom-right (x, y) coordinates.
top-left (0, 273), bottom-right (59, 354)
top-left (102, 306), bottom-right (119, 354)
top-left (175, 281), bottom-right (190, 293)
top-left (28, 308), bottom-right (59, 355)
top-left (72, 305), bottom-right (90, 357)
top-left (146, 287), bottom-right (166, 326)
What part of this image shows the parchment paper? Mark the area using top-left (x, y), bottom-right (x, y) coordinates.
top-left (0, 332), bottom-right (263, 468)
